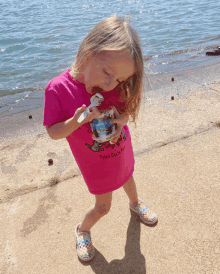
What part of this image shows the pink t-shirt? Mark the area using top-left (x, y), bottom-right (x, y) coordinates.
top-left (43, 69), bottom-right (135, 194)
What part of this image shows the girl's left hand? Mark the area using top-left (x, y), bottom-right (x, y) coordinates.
top-left (109, 106), bottom-right (129, 144)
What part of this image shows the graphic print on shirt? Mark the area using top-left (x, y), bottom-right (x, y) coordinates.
top-left (89, 109), bottom-right (116, 144)
top-left (85, 129), bottom-right (126, 153)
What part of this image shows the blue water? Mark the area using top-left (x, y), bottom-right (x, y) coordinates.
top-left (1, 0), bottom-right (220, 117)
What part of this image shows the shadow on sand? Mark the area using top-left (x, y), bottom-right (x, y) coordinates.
top-left (79, 210), bottom-right (158, 274)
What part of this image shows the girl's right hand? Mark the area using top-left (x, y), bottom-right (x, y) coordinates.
top-left (75, 104), bottom-right (101, 124)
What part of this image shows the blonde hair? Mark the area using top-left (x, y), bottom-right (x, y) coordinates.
top-left (70, 15), bottom-right (144, 126)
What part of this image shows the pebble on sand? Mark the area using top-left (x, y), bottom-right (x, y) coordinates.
top-left (48, 159), bottom-right (53, 165)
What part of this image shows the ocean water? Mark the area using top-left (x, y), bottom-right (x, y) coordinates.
top-left (1, 0), bottom-right (220, 118)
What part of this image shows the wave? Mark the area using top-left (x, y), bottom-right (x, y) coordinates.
top-left (0, 86), bottom-right (44, 99)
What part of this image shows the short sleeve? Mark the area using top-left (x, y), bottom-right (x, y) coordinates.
top-left (43, 83), bottom-right (66, 127)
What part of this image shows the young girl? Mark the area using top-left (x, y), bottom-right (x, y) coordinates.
top-left (43, 15), bottom-right (157, 262)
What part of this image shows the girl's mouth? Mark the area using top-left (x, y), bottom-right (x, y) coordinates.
top-left (91, 86), bottom-right (103, 94)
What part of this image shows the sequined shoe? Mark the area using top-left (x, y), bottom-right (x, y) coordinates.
top-left (130, 198), bottom-right (158, 225)
top-left (75, 223), bottom-right (95, 261)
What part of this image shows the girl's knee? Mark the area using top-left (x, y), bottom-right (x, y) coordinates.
top-left (95, 203), bottom-right (111, 215)
top-left (95, 192), bottom-right (112, 215)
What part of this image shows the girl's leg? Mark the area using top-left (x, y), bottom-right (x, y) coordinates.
top-left (122, 175), bottom-right (138, 206)
top-left (123, 175), bottom-right (158, 225)
top-left (78, 191), bottom-right (112, 233)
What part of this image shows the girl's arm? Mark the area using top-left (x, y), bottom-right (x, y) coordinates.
top-left (46, 105), bottom-right (100, 140)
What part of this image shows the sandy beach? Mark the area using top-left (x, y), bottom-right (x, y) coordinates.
top-left (1, 62), bottom-right (220, 273)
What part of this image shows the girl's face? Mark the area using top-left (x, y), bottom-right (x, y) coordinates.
top-left (76, 50), bottom-right (135, 94)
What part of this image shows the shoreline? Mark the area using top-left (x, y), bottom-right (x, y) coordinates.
top-left (1, 60), bottom-right (220, 143)
top-left (1, 59), bottom-right (220, 119)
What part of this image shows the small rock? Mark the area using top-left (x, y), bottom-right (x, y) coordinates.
top-left (29, 115), bottom-right (32, 119)
top-left (48, 159), bottom-right (53, 165)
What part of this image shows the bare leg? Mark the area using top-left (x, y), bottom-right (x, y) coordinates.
top-left (123, 176), bottom-right (139, 207)
top-left (78, 191), bottom-right (112, 233)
